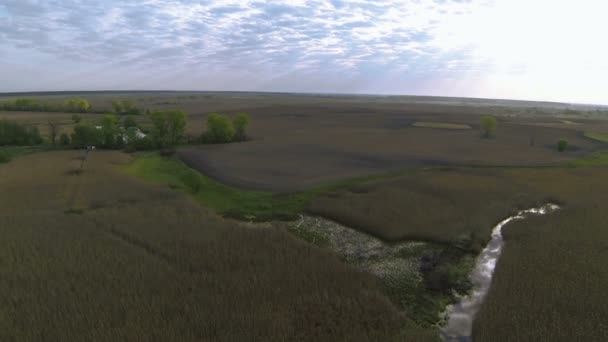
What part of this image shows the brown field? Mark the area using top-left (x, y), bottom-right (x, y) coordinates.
top-left (0, 111), bottom-right (105, 137)
top-left (309, 165), bottom-right (608, 341)
top-left (0, 151), bottom-right (441, 341)
top-left (179, 106), bottom-right (604, 192)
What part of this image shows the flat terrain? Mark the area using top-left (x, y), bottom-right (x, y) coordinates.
top-left (0, 151), bottom-right (435, 341)
top-left (309, 164), bottom-right (608, 341)
top-left (3, 92), bottom-right (608, 192)
top-left (179, 107), bottom-right (606, 192)
top-left (2, 92), bottom-right (608, 341)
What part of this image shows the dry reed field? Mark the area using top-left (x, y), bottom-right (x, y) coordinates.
top-left (0, 151), bottom-right (437, 341)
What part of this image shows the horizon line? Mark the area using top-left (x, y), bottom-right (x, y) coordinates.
top-left (0, 89), bottom-right (606, 108)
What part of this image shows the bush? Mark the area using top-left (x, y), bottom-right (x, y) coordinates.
top-left (160, 148), bottom-right (176, 157)
top-left (558, 139), bottom-right (568, 152)
top-left (480, 115), bottom-right (497, 138)
top-left (0, 151), bottom-right (11, 163)
top-left (203, 113), bottom-right (235, 143)
top-left (71, 114), bottom-right (82, 124)
top-left (132, 136), bottom-right (154, 151)
top-left (180, 171), bottom-right (203, 193)
top-left (59, 133), bottom-right (71, 146)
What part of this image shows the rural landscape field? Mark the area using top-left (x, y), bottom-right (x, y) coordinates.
top-left (1, 91), bottom-right (607, 341)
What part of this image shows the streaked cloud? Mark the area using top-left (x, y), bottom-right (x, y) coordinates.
top-left (1, 0), bottom-right (607, 104)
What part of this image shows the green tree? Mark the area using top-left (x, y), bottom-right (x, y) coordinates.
top-left (204, 113), bottom-right (234, 143)
top-left (148, 110), bottom-right (187, 148)
top-left (480, 116), bottom-right (497, 138)
top-left (233, 112), bottom-right (250, 141)
top-left (123, 115), bottom-right (137, 129)
top-left (167, 110), bottom-right (186, 146)
top-left (558, 139), bottom-right (568, 152)
top-left (71, 124), bottom-right (103, 148)
top-left (101, 114), bottom-right (119, 148)
top-left (0, 120), bottom-right (43, 146)
top-left (65, 98), bottom-right (90, 112)
top-left (112, 101), bottom-right (124, 114)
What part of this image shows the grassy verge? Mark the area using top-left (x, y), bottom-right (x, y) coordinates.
top-left (413, 122), bottom-right (472, 130)
top-left (125, 153), bottom-right (416, 222)
top-left (584, 131), bottom-right (608, 143)
top-left (0, 145), bottom-right (55, 163)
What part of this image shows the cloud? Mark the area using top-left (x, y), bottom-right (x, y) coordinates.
top-left (0, 0), bottom-right (607, 104)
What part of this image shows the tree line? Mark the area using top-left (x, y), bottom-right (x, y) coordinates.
top-left (0, 110), bottom-right (252, 154)
top-left (1, 98), bottom-right (93, 113)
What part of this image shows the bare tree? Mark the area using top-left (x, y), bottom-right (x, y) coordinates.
top-left (48, 120), bottom-right (59, 145)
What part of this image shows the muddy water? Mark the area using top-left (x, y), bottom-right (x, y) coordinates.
top-left (440, 204), bottom-right (560, 342)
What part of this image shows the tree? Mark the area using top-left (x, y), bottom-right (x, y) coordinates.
top-left (148, 110), bottom-right (187, 148)
top-left (112, 101), bottom-right (124, 114)
top-left (167, 110), bottom-right (186, 146)
top-left (71, 124), bottom-right (103, 148)
top-left (71, 113), bottom-right (82, 124)
top-left (48, 121), bottom-right (59, 145)
top-left (204, 113), bottom-right (234, 143)
top-left (112, 100), bottom-right (139, 115)
top-left (65, 98), bottom-right (90, 112)
top-left (101, 114), bottom-right (119, 148)
top-left (480, 116), bottom-right (497, 138)
top-left (0, 119), bottom-right (43, 146)
top-left (558, 139), bottom-right (568, 152)
top-left (233, 112), bottom-right (250, 141)
top-left (123, 115), bottom-right (137, 129)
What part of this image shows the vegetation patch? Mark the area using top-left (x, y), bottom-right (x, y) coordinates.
top-left (413, 122), bottom-right (472, 130)
top-left (584, 131), bottom-right (608, 143)
top-left (125, 153), bottom-right (310, 221)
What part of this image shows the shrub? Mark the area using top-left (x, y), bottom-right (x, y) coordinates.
top-left (132, 136), bottom-right (154, 151)
top-left (480, 115), bottom-right (497, 138)
top-left (124, 145), bottom-right (137, 154)
top-left (71, 113), bottom-right (82, 124)
top-left (59, 133), bottom-right (71, 146)
top-left (558, 139), bottom-right (568, 152)
top-left (0, 151), bottom-right (10, 163)
top-left (180, 171), bottom-right (203, 193)
top-left (203, 113), bottom-right (234, 143)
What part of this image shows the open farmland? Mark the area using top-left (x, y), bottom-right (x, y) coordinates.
top-left (0, 151), bottom-right (440, 341)
top-left (1, 92), bottom-right (608, 341)
top-left (4, 92), bottom-right (607, 191)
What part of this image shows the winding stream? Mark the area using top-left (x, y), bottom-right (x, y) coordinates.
top-left (440, 204), bottom-right (560, 341)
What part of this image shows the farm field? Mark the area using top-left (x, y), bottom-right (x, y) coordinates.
top-left (1, 92), bottom-right (608, 341)
top-left (0, 151), bottom-right (436, 341)
top-left (5, 92), bottom-right (608, 191)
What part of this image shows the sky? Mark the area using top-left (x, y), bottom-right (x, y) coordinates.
top-left (1, 0), bottom-right (607, 104)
